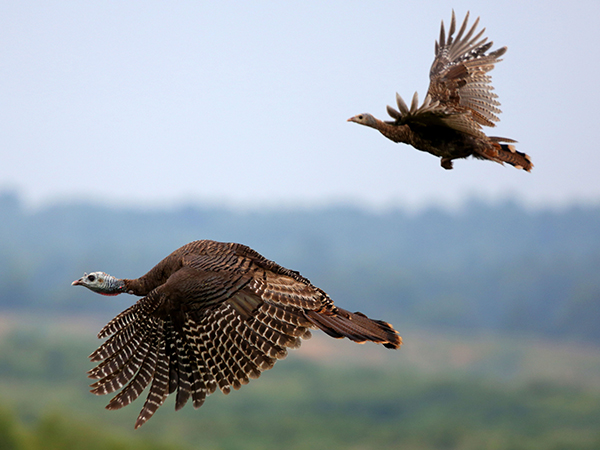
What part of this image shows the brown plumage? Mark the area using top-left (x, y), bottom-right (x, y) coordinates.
top-left (348, 11), bottom-right (532, 171)
top-left (72, 240), bottom-right (401, 428)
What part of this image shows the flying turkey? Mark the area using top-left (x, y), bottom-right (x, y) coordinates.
top-left (72, 240), bottom-right (401, 428)
top-left (348, 11), bottom-right (532, 171)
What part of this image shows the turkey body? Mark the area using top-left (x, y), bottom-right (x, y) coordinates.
top-left (72, 240), bottom-right (401, 428)
top-left (372, 118), bottom-right (523, 170)
top-left (348, 11), bottom-right (533, 171)
top-left (381, 120), bottom-right (483, 163)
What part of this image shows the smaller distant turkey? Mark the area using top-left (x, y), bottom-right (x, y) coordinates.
top-left (72, 240), bottom-right (401, 428)
top-left (348, 11), bottom-right (532, 171)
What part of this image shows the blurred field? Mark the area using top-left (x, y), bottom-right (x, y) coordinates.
top-left (1, 313), bottom-right (599, 450)
top-left (4, 312), bottom-right (600, 385)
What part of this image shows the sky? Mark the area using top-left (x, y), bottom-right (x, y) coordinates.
top-left (1, 1), bottom-right (599, 211)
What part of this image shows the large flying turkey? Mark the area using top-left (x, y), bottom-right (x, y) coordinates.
top-left (72, 240), bottom-right (401, 428)
top-left (348, 11), bottom-right (532, 171)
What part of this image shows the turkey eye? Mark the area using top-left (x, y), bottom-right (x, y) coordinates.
top-left (88, 275), bottom-right (96, 282)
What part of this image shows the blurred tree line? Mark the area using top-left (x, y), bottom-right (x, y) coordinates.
top-left (1, 190), bottom-right (599, 341)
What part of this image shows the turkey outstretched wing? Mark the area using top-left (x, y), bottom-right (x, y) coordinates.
top-left (87, 242), bottom-right (399, 428)
top-left (88, 253), bottom-right (323, 428)
top-left (425, 10), bottom-right (507, 136)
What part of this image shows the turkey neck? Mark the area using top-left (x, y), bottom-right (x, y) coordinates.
top-left (121, 253), bottom-right (185, 296)
top-left (374, 120), bottom-right (412, 145)
top-left (122, 276), bottom-right (165, 297)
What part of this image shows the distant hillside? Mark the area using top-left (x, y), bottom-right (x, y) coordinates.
top-left (1, 190), bottom-right (599, 342)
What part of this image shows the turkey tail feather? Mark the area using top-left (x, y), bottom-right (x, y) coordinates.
top-left (483, 139), bottom-right (533, 172)
top-left (305, 307), bottom-right (402, 349)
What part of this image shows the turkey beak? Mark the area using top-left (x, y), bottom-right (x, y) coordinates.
top-left (72, 278), bottom-right (82, 286)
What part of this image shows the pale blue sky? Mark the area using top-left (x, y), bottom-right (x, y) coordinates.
top-left (1, 1), bottom-right (598, 210)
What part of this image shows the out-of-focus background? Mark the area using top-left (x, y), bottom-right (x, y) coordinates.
top-left (1, 2), bottom-right (599, 449)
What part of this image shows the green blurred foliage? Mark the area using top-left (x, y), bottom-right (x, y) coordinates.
top-left (0, 330), bottom-right (599, 450)
top-left (0, 405), bottom-right (188, 450)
